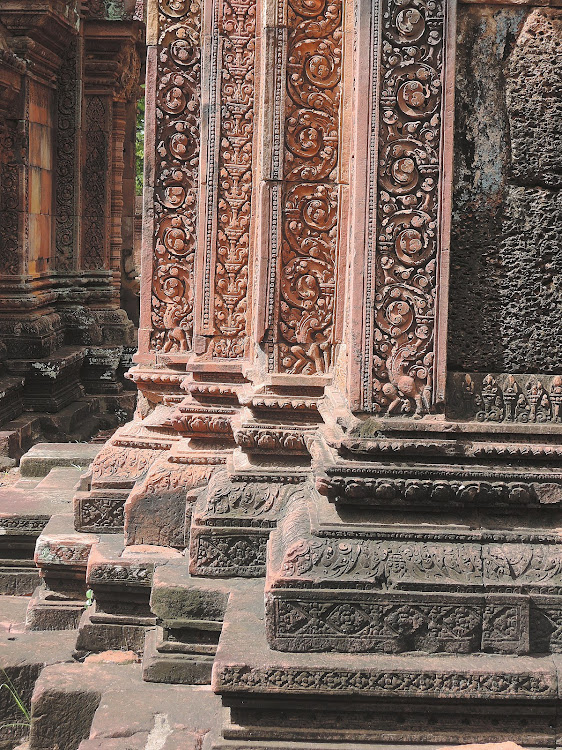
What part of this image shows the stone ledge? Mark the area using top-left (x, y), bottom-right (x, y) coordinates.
top-left (20, 443), bottom-right (100, 477)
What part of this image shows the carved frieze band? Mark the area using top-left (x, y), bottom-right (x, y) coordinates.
top-left (200, 0), bottom-right (257, 358)
top-left (273, 0), bottom-right (342, 374)
top-left (267, 594), bottom-right (530, 655)
top-left (369, 0), bottom-right (451, 416)
top-left (150, 0), bottom-right (201, 353)
top-left (278, 536), bottom-right (562, 593)
top-left (449, 372), bottom-right (562, 423)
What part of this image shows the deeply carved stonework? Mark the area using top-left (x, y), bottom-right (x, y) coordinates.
top-left (370, 0), bottom-right (449, 416)
top-left (150, 0), bottom-right (201, 353)
top-left (55, 38), bottom-right (80, 272)
top-left (450, 372), bottom-right (562, 423)
top-left (202, 0), bottom-right (257, 358)
top-left (18, 0), bottom-right (562, 746)
top-left (274, 0), bottom-right (342, 374)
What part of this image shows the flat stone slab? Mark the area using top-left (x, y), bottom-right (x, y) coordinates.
top-left (29, 662), bottom-right (221, 750)
top-left (20, 443), bottom-right (100, 477)
top-left (0, 594), bottom-right (29, 633)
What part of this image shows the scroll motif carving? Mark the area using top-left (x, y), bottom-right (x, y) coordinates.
top-left (275, 0), bottom-right (342, 373)
top-left (277, 537), bottom-right (562, 592)
top-left (371, 0), bottom-right (447, 416)
top-left (0, 122), bottom-right (22, 275)
top-left (83, 95), bottom-right (109, 269)
top-left (150, 0), bottom-right (201, 352)
top-left (55, 39), bottom-right (80, 272)
top-left (204, 0), bottom-right (256, 358)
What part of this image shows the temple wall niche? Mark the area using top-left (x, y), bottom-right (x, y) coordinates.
top-left (448, 6), bottom-right (562, 374)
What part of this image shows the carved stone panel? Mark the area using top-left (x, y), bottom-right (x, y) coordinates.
top-left (55, 38), bottom-right (81, 273)
top-left (82, 95), bottom-right (111, 269)
top-left (271, 0), bottom-right (343, 374)
top-left (198, 0), bottom-right (257, 358)
top-left (149, 0), bottom-right (201, 354)
top-left (359, 0), bottom-right (455, 415)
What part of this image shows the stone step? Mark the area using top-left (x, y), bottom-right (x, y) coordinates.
top-left (0, 468), bottom-right (82, 596)
top-left (20, 443), bottom-right (100, 478)
top-left (75, 539), bottom-right (182, 656)
top-left (28, 513), bottom-right (100, 631)
top-left (0, 607), bottom-right (76, 750)
top-left (28, 661), bottom-right (221, 750)
top-left (142, 565), bottom-right (233, 684)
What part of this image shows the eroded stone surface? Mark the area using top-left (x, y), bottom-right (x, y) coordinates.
top-left (449, 6), bottom-right (562, 374)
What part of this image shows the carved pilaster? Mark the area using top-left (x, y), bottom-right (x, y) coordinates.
top-left (266, 0), bottom-right (343, 376)
top-left (54, 38), bottom-right (82, 272)
top-left (196, 0), bottom-right (257, 360)
top-left (351, 0), bottom-right (456, 416)
top-left (141, 0), bottom-right (202, 359)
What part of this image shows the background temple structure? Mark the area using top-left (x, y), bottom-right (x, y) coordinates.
top-left (0, 0), bottom-right (562, 747)
top-left (0, 0), bottom-right (144, 453)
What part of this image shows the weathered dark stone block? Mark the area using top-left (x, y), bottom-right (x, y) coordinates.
top-left (449, 6), bottom-right (562, 374)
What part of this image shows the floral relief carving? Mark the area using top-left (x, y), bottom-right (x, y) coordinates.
top-left (83, 95), bottom-right (109, 269)
top-left (217, 664), bottom-right (554, 697)
top-left (371, 0), bottom-right (447, 416)
top-left (0, 123), bottom-right (20, 275)
top-left (275, 0), bottom-right (342, 374)
top-left (151, 0), bottom-right (201, 352)
top-left (55, 39), bottom-right (80, 272)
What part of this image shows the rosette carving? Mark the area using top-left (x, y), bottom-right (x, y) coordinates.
top-left (150, 0), bottom-right (201, 352)
top-left (276, 0), bottom-right (342, 373)
top-left (371, 0), bottom-right (446, 416)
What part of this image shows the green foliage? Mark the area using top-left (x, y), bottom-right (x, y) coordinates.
top-left (0, 670), bottom-right (31, 732)
top-left (135, 93), bottom-right (145, 196)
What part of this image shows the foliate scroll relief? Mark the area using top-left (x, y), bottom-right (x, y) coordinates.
top-left (203, 0), bottom-right (256, 358)
top-left (371, 0), bottom-right (447, 416)
top-left (55, 39), bottom-right (80, 272)
top-left (450, 372), bottom-right (562, 423)
top-left (0, 123), bottom-right (21, 275)
top-left (150, 0), bottom-right (201, 353)
top-left (83, 95), bottom-right (109, 269)
top-left (277, 537), bottom-right (562, 591)
top-left (274, 0), bottom-right (342, 374)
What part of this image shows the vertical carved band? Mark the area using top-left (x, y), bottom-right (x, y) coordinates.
top-left (272, 0), bottom-right (342, 374)
top-left (202, 0), bottom-right (257, 358)
top-left (370, 0), bottom-right (449, 416)
top-left (82, 95), bottom-right (110, 269)
top-left (150, 0), bottom-right (201, 353)
top-left (0, 123), bottom-right (21, 275)
top-left (55, 38), bottom-right (80, 273)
